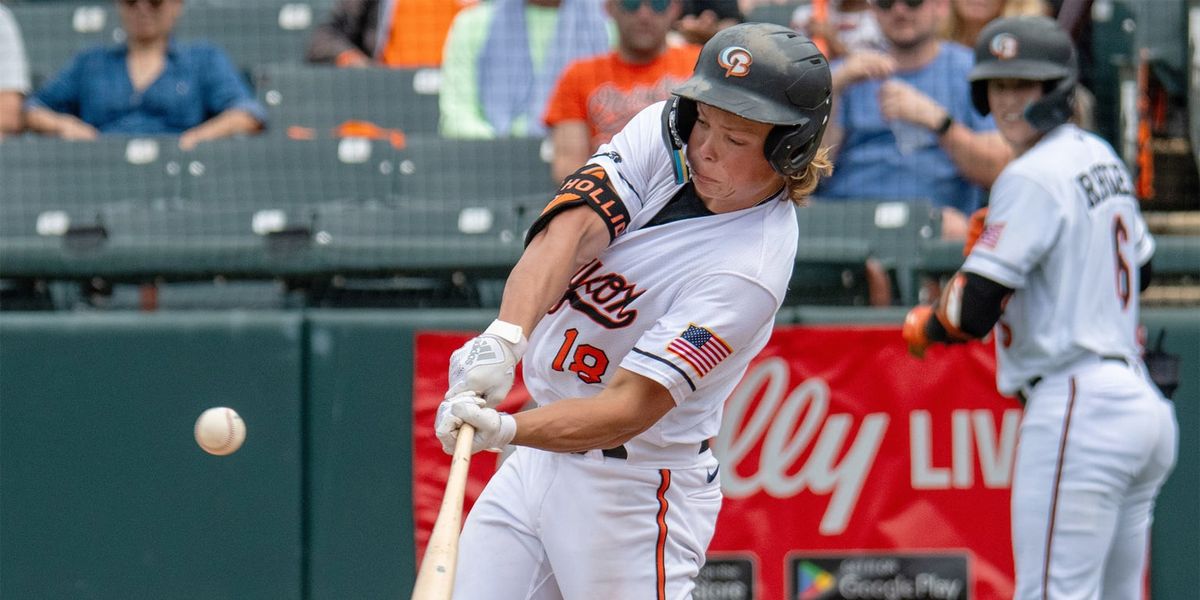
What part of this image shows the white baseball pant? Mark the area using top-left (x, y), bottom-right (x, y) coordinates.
top-left (452, 445), bottom-right (722, 600)
top-left (1011, 356), bottom-right (1177, 600)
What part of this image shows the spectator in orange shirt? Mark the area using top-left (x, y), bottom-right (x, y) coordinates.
top-left (543, 0), bottom-right (699, 182)
top-left (307, 0), bottom-right (475, 68)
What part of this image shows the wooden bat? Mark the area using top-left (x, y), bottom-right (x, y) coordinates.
top-left (411, 423), bottom-right (476, 600)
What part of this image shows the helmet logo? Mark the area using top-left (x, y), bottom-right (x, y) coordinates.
top-left (717, 46), bottom-right (753, 77)
top-left (989, 33), bottom-right (1019, 60)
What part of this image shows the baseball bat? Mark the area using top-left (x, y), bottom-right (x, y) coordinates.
top-left (411, 423), bottom-right (475, 600)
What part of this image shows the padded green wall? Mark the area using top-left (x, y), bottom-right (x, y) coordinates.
top-left (0, 308), bottom-right (1195, 599)
top-left (0, 313), bottom-right (305, 599)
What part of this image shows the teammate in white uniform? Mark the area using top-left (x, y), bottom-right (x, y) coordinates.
top-left (903, 16), bottom-right (1178, 599)
top-left (433, 23), bottom-right (833, 599)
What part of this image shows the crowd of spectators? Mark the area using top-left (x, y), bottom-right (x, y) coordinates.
top-left (0, 0), bottom-right (1116, 238)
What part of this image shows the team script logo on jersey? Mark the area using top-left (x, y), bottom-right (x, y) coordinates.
top-left (552, 259), bottom-right (644, 329)
top-left (718, 46), bottom-right (753, 77)
top-left (668, 324), bottom-right (732, 377)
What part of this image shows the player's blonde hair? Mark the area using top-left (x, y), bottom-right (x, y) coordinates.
top-left (784, 146), bottom-right (833, 206)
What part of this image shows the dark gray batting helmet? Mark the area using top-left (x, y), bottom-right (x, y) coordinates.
top-left (968, 15), bottom-right (1077, 131)
top-left (669, 23), bottom-right (832, 176)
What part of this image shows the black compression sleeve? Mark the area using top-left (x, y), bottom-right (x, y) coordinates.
top-left (924, 272), bottom-right (1014, 343)
top-left (956, 273), bottom-right (1014, 338)
top-left (1140, 259), bottom-right (1153, 292)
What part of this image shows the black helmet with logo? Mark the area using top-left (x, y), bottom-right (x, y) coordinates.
top-left (668, 23), bottom-right (832, 176)
top-left (968, 16), bottom-right (1077, 131)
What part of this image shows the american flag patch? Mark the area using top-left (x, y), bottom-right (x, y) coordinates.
top-left (667, 324), bottom-right (732, 378)
top-left (978, 222), bottom-right (1005, 250)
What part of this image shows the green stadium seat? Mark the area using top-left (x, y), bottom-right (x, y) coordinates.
top-left (394, 136), bottom-right (556, 201)
top-left (10, 3), bottom-right (121, 83)
top-left (173, 2), bottom-right (314, 70)
top-left (180, 136), bottom-right (399, 213)
top-left (798, 198), bottom-right (941, 305)
top-left (255, 64), bottom-right (443, 135)
top-left (0, 137), bottom-right (183, 240)
top-left (309, 197), bottom-right (530, 272)
top-left (746, 2), bottom-right (797, 27)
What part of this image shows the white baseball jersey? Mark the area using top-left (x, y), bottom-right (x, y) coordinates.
top-left (962, 124), bottom-right (1155, 395)
top-left (963, 123), bottom-right (1176, 600)
top-left (453, 101), bottom-right (797, 599)
top-left (522, 100), bottom-right (798, 460)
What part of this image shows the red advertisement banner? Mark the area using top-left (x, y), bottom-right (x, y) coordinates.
top-left (412, 326), bottom-right (1019, 599)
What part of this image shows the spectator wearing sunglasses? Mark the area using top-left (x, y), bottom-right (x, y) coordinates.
top-left (543, 0), bottom-right (699, 181)
top-left (24, 0), bottom-right (266, 149)
top-left (818, 0), bottom-right (1012, 239)
top-left (439, 0), bottom-right (613, 139)
top-left (0, 4), bottom-right (30, 138)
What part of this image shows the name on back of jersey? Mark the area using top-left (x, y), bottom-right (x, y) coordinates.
top-left (1076, 162), bottom-right (1132, 208)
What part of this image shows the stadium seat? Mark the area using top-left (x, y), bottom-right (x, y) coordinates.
top-left (0, 137), bottom-right (183, 241)
top-left (798, 198), bottom-right (941, 305)
top-left (180, 135), bottom-right (399, 213)
top-left (746, 2), bottom-right (797, 27)
top-left (393, 136), bottom-right (556, 201)
top-left (173, 2), bottom-right (314, 70)
top-left (10, 3), bottom-right (121, 84)
top-left (255, 64), bottom-right (443, 135)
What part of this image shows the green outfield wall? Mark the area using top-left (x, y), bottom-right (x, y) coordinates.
top-left (1, 308), bottom-right (1196, 599)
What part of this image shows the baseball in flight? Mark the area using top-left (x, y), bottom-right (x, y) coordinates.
top-left (194, 407), bottom-right (246, 456)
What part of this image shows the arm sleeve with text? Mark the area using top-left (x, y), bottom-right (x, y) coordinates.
top-left (524, 102), bottom-right (669, 245)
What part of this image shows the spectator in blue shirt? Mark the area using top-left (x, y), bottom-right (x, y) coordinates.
top-left (819, 0), bottom-right (1011, 238)
top-left (25, 0), bottom-right (265, 149)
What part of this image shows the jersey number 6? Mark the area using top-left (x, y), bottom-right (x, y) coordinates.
top-left (551, 329), bottom-right (610, 384)
top-left (1113, 216), bottom-right (1132, 310)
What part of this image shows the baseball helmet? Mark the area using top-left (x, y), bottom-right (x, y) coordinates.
top-left (968, 16), bottom-right (1077, 131)
top-left (668, 23), bottom-right (832, 176)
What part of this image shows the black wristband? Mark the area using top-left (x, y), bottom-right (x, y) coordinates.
top-left (935, 113), bottom-right (954, 136)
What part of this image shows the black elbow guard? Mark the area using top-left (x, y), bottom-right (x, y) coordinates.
top-left (927, 271), bottom-right (1013, 343)
top-left (958, 272), bottom-right (1013, 337)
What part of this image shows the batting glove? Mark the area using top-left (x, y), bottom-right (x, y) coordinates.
top-left (434, 392), bottom-right (516, 455)
top-left (902, 305), bottom-right (933, 358)
top-left (446, 319), bottom-right (528, 407)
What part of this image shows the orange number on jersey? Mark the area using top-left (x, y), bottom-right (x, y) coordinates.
top-left (1113, 216), bottom-right (1132, 309)
top-left (551, 329), bottom-right (610, 385)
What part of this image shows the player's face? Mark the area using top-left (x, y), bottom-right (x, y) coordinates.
top-left (988, 78), bottom-right (1044, 151)
top-left (686, 103), bottom-right (783, 213)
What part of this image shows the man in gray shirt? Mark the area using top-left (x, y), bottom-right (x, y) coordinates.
top-left (0, 4), bottom-right (30, 137)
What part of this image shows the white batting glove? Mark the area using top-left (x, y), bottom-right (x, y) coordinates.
top-left (434, 393), bottom-right (516, 455)
top-left (446, 319), bottom-right (528, 407)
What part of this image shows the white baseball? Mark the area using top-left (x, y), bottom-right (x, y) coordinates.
top-left (194, 407), bottom-right (246, 456)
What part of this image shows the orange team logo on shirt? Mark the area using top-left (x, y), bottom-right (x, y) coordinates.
top-left (718, 46), bottom-right (753, 77)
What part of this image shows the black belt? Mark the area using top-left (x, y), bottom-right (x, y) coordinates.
top-left (592, 439), bottom-right (710, 460)
top-left (1016, 355), bottom-right (1129, 404)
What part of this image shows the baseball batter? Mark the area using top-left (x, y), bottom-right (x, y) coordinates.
top-left (433, 24), bottom-right (833, 599)
top-left (903, 16), bottom-right (1178, 599)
